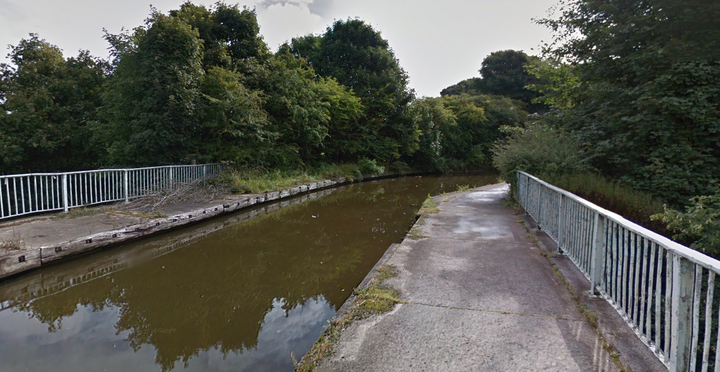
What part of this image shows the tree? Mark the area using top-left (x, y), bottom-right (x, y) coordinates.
top-left (479, 50), bottom-right (540, 106)
top-left (538, 0), bottom-right (720, 204)
top-left (439, 78), bottom-right (483, 97)
top-left (0, 35), bottom-right (108, 173)
top-left (100, 11), bottom-right (205, 166)
top-left (291, 19), bottom-right (418, 163)
top-left (170, 2), bottom-right (269, 71)
top-left (196, 66), bottom-right (269, 164)
top-left (440, 50), bottom-right (545, 112)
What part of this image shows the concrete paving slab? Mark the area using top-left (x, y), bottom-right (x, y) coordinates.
top-left (385, 239), bottom-right (584, 320)
top-left (323, 301), bottom-right (616, 372)
top-left (316, 183), bottom-right (664, 372)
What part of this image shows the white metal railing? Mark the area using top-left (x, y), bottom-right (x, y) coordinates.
top-left (0, 164), bottom-right (225, 220)
top-left (517, 171), bottom-right (720, 372)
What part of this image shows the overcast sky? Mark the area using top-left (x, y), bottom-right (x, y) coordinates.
top-left (0, 0), bottom-right (559, 97)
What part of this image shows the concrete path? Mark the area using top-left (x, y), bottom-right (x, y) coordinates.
top-left (319, 184), bottom-right (626, 371)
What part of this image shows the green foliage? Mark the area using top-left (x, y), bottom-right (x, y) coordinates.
top-left (408, 94), bottom-right (527, 172)
top-left (537, 0), bottom-right (720, 205)
top-left (441, 50), bottom-right (546, 113)
top-left (170, 2), bottom-right (269, 70)
top-left (441, 95), bottom-right (526, 169)
top-left (100, 11), bottom-right (205, 166)
top-left (357, 157), bottom-right (385, 176)
top-left (544, 172), bottom-right (666, 233)
top-left (479, 50), bottom-right (542, 110)
top-left (652, 194), bottom-right (720, 258)
top-left (525, 58), bottom-right (579, 110)
top-left (0, 35), bottom-right (108, 173)
top-left (440, 78), bottom-right (483, 97)
top-left (492, 121), bottom-right (589, 184)
top-left (408, 98), bottom-right (455, 170)
top-left (216, 161), bottom-right (384, 194)
top-left (196, 66), bottom-right (269, 164)
top-left (292, 19), bottom-right (418, 163)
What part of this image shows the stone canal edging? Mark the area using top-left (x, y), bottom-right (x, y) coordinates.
top-left (0, 174), bottom-right (411, 280)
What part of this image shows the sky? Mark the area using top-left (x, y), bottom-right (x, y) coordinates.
top-left (0, 0), bottom-right (559, 97)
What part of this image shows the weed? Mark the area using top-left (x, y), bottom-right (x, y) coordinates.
top-left (0, 234), bottom-right (24, 251)
top-left (540, 172), bottom-right (665, 234)
top-left (417, 195), bottom-right (440, 216)
top-left (53, 207), bottom-right (108, 219)
top-left (408, 228), bottom-right (429, 240)
top-left (456, 184), bottom-right (470, 192)
top-left (514, 209), bottom-right (630, 372)
top-left (216, 162), bottom-right (385, 195)
top-left (296, 265), bottom-right (403, 371)
top-left (115, 211), bottom-right (167, 219)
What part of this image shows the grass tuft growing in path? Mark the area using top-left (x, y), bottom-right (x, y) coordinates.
top-left (294, 264), bottom-right (404, 371)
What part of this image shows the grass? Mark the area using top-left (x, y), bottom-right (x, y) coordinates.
top-left (114, 210), bottom-right (167, 219)
top-left (295, 264), bottom-right (403, 371)
top-left (408, 228), bottom-right (429, 240)
top-left (214, 163), bottom-right (383, 195)
top-left (456, 184), bottom-right (470, 192)
top-left (0, 234), bottom-right (24, 251)
top-left (52, 206), bottom-right (110, 220)
top-left (416, 195), bottom-right (440, 216)
top-left (540, 172), bottom-right (666, 234)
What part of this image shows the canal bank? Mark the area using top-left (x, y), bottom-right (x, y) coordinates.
top-left (0, 169), bottom-right (438, 280)
top-left (303, 183), bottom-right (666, 372)
top-left (0, 173), bottom-right (498, 372)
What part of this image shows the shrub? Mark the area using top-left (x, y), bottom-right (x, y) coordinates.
top-left (357, 157), bottom-right (385, 177)
top-left (544, 172), bottom-right (666, 234)
top-left (652, 194), bottom-right (720, 258)
top-left (491, 121), bottom-right (589, 185)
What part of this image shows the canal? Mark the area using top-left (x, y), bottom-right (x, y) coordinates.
top-left (0, 174), bottom-right (496, 372)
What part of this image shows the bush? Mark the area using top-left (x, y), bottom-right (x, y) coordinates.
top-left (652, 194), bottom-right (720, 258)
top-left (544, 172), bottom-right (666, 234)
top-left (357, 157), bottom-right (385, 177)
top-left (491, 121), bottom-right (589, 184)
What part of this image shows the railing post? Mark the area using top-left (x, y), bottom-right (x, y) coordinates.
top-left (524, 174), bottom-right (530, 214)
top-left (589, 213), bottom-right (606, 295)
top-left (669, 255), bottom-right (694, 372)
top-left (557, 193), bottom-right (565, 254)
top-left (169, 167), bottom-right (174, 189)
top-left (62, 173), bottom-right (68, 213)
top-left (123, 170), bottom-right (129, 203)
top-left (203, 165), bottom-right (207, 185)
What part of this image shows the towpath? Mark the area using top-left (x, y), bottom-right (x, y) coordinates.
top-left (317, 183), bottom-right (665, 372)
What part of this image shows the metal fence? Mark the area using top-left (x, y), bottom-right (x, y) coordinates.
top-left (0, 164), bottom-right (225, 220)
top-left (517, 171), bottom-right (720, 372)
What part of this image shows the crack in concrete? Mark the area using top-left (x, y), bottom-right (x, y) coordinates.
top-left (406, 300), bottom-right (584, 322)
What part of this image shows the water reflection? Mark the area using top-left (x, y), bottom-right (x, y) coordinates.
top-left (0, 174), bottom-right (496, 371)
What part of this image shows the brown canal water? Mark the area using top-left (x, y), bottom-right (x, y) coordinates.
top-left (0, 174), bottom-right (497, 372)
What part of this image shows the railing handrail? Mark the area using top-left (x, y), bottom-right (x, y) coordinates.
top-left (517, 170), bottom-right (720, 372)
top-left (0, 163), bottom-right (221, 178)
top-left (0, 163), bottom-right (225, 220)
top-left (519, 171), bottom-right (720, 272)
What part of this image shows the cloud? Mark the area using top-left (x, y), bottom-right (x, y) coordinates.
top-left (256, 0), bottom-right (333, 17)
top-left (306, 0), bottom-right (333, 17)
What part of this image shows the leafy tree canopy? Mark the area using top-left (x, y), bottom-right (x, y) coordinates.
top-left (537, 0), bottom-right (720, 204)
top-left (0, 35), bottom-right (108, 173)
top-left (441, 50), bottom-right (545, 112)
top-left (290, 19), bottom-right (417, 163)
